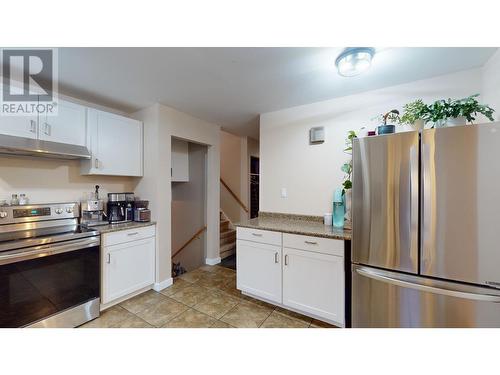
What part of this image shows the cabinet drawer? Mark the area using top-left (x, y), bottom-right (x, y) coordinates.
top-left (237, 227), bottom-right (282, 246)
top-left (102, 225), bottom-right (156, 247)
top-left (283, 233), bottom-right (344, 257)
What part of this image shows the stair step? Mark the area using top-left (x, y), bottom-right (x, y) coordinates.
top-left (220, 242), bottom-right (236, 254)
top-left (220, 220), bottom-right (230, 231)
top-left (220, 237), bottom-right (236, 246)
top-left (220, 248), bottom-right (236, 259)
top-left (220, 229), bottom-right (236, 239)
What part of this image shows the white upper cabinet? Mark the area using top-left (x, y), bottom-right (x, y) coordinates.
top-left (81, 109), bottom-right (143, 176)
top-left (39, 100), bottom-right (87, 146)
top-left (171, 138), bottom-right (189, 182)
top-left (0, 115), bottom-right (38, 139)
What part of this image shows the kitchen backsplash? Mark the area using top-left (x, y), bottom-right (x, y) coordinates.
top-left (0, 156), bottom-right (139, 204)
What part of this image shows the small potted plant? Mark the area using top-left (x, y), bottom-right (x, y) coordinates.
top-left (400, 99), bottom-right (430, 130)
top-left (377, 109), bottom-right (400, 134)
top-left (446, 94), bottom-right (495, 126)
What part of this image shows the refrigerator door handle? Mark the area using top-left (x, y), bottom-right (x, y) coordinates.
top-left (356, 267), bottom-right (500, 303)
top-left (409, 145), bottom-right (419, 263)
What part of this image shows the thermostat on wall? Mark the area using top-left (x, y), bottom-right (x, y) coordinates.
top-left (309, 126), bottom-right (325, 144)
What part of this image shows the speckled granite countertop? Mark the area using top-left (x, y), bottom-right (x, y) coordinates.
top-left (235, 212), bottom-right (351, 240)
top-left (93, 221), bottom-right (156, 234)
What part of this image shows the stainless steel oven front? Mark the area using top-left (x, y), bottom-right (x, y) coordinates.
top-left (0, 235), bottom-right (100, 328)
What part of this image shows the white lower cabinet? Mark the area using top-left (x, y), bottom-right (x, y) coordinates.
top-left (282, 247), bottom-right (344, 325)
top-left (102, 226), bottom-right (155, 305)
top-left (236, 239), bottom-right (282, 304)
top-left (236, 227), bottom-right (345, 326)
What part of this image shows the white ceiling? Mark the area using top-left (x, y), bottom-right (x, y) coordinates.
top-left (52, 47), bottom-right (496, 139)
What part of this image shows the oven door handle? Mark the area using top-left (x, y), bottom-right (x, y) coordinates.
top-left (0, 237), bottom-right (100, 266)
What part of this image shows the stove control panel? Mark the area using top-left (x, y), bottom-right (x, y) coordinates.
top-left (0, 202), bottom-right (79, 224)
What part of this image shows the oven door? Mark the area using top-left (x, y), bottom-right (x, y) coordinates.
top-left (0, 236), bottom-right (100, 328)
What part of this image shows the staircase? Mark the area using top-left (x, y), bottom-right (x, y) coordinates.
top-left (220, 211), bottom-right (236, 259)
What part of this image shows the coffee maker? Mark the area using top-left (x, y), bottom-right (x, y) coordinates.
top-left (81, 185), bottom-right (108, 227)
top-left (107, 192), bottom-right (134, 223)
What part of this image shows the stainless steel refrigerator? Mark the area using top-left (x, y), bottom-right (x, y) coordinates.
top-left (352, 123), bottom-right (500, 327)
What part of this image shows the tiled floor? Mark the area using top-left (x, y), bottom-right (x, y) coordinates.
top-left (80, 265), bottom-right (338, 328)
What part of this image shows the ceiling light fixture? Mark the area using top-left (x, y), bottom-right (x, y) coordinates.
top-left (335, 47), bottom-right (375, 77)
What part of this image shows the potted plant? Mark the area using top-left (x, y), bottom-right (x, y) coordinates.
top-left (425, 94), bottom-right (495, 127)
top-left (377, 109), bottom-right (400, 134)
top-left (341, 130), bottom-right (357, 229)
top-left (400, 99), bottom-right (430, 130)
top-left (446, 94), bottom-right (495, 126)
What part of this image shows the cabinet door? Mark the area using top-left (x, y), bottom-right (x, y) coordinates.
top-left (39, 100), bottom-right (87, 146)
top-left (236, 239), bottom-right (282, 304)
top-left (171, 138), bottom-right (189, 182)
top-left (283, 247), bottom-right (344, 325)
top-left (83, 109), bottom-right (143, 176)
top-left (102, 237), bottom-right (155, 304)
top-left (0, 115), bottom-right (38, 139)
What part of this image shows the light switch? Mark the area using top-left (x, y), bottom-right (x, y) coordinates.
top-left (281, 188), bottom-right (287, 198)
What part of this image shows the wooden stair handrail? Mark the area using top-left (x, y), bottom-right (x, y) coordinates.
top-left (220, 178), bottom-right (249, 213)
top-left (172, 225), bottom-right (207, 259)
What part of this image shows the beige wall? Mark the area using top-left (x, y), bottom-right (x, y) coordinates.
top-left (133, 104), bottom-right (220, 286)
top-left (260, 68), bottom-right (486, 216)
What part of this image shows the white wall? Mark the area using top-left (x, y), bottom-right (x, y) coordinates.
top-left (259, 68), bottom-right (487, 216)
top-left (133, 104), bottom-right (220, 285)
top-left (482, 49), bottom-right (500, 120)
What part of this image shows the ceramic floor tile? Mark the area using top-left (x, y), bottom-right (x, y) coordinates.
top-left (79, 305), bottom-right (134, 328)
top-left (220, 300), bottom-right (273, 328)
top-left (170, 284), bottom-right (215, 307)
top-left (241, 294), bottom-right (277, 310)
top-left (195, 272), bottom-right (228, 290)
top-left (193, 291), bottom-right (240, 319)
top-left (274, 307), bottom-right (313, 325)
top-left (214, 266), bottom-right (236, 276)
top-left (162, 309), bottom-right (217, 328)
top-left (260, 311), bottom-right (309, 328)
top-left (210, 320), bottom-right (235, 328)
top-left (119, 290), bottom-right (167, 314)
top-left (160, 278), bottom-right (193, 297)
top-left (112, 315), bottom-right (154, 328)
top-left (198, 265), bottom-right (219, 273)
top-left (309, 319), bottom-right (339, 328)
top-left (136, 297), bottom-right (188, 327)
top-left (177, 269), bottom-right (209, 283)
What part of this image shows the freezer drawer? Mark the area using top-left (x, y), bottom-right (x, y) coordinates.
top-left (352, 265), bottom-right (500, 328)
top-left (421, 124), bottom-right (500, 287)
top-left (352, 131), bottom-right (419, 273)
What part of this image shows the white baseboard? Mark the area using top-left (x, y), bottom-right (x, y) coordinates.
top-left (153, 278), bottom-right (173, 292)
top-left (205, 257), bottom-right (221, 265)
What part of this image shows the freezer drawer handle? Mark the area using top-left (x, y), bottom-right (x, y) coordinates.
top-left (356, 267), bottom-right (500, 303)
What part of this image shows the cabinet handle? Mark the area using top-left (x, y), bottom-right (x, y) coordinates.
top-left (274, 252), bottom-right (279, 263)
top-left (44, 122), bottom-right (51, 135)
top-left (107, 253), bottom-right (111, 264)
top-left (127, 232), bottom-right (139, 236)
top-left (304, 240), bottom-right (318, 245)
top-left (284, 254), bottom-right (289, 266)
top-left (29, 120), bottom-right (37, 133)
top-left (251, 233), bottom-right (263, 237)
top-left (94, 158), bottom-right (99, 169)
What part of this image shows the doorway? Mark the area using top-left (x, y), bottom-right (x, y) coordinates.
top-left (250, 156), bottom-right (259, 219)
top-left (171, 138), bottom-right (208, 276)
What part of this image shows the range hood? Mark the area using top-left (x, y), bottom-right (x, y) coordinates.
top-left (0, 134), bottom-right (91, 160)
